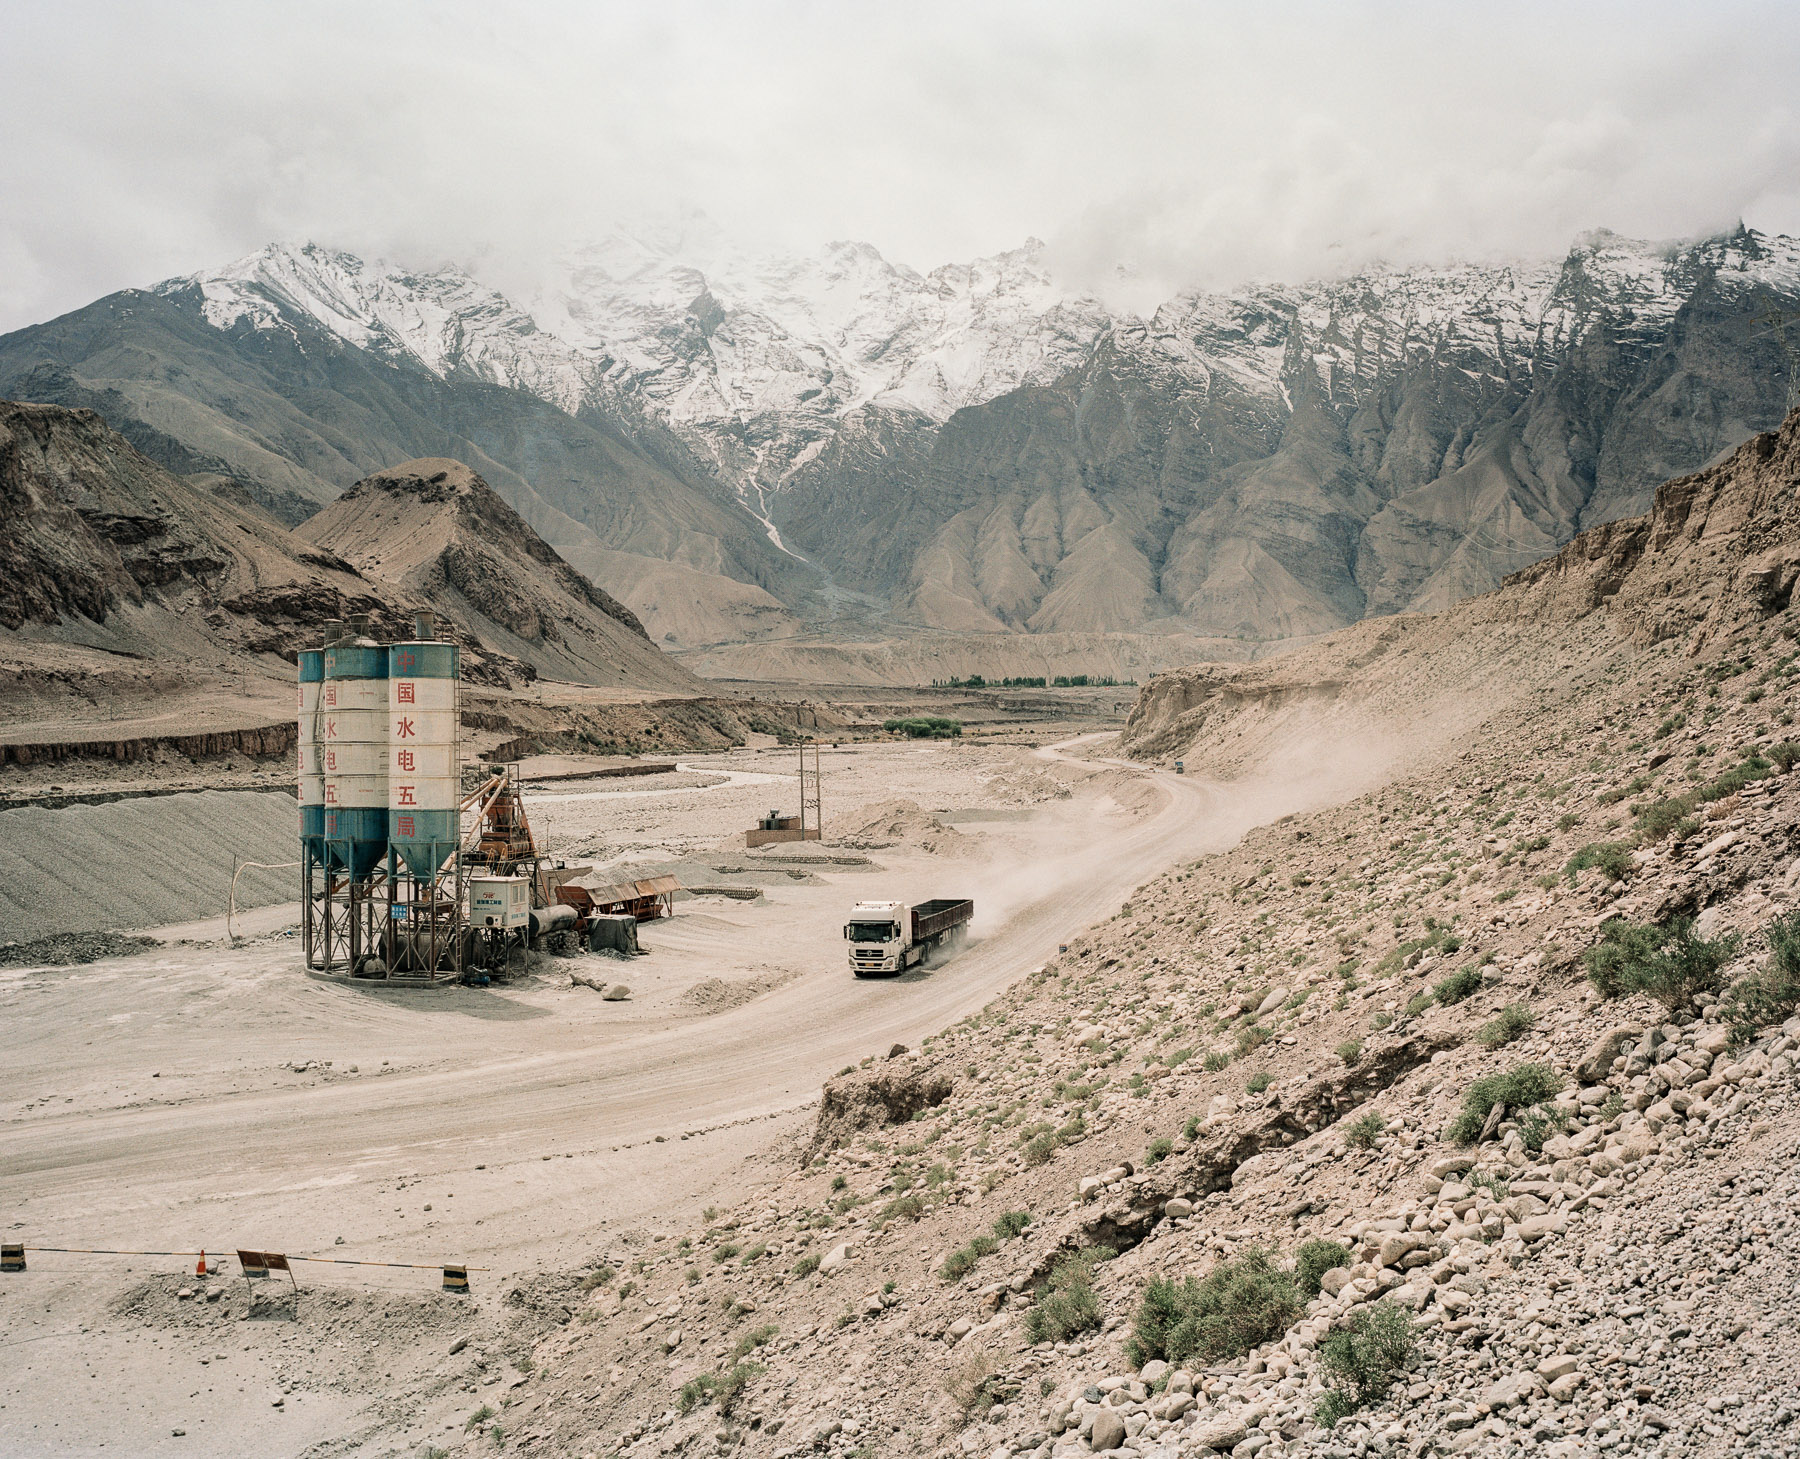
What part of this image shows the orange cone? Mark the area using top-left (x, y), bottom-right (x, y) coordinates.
top-left (196, 1251), bottom-right (207, 1277)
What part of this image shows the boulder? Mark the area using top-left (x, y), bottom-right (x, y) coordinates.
top-left (1089, 1409), bottom-right (1127, 1452)
top-left (1575, 1026), bottom-right (1640, 1082)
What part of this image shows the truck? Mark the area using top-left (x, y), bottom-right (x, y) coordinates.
top-left (845, 898), bottom-right (973, 976)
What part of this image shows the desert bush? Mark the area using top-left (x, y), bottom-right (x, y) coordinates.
top-left (1635, 795), bottom-right (1699, 842)
top-left (1721, 911), bottom-right (1800, 1041)
top-left (1565, 840), bottom-right (1635, 883)
top-left (1583, 915), bottom-right (1740, 1012)
top-left (1146, 1135), bottom-right (1174, 1164)
top-left (1236, 1024), bottom-right (1271, 1055)
top-left (992, 1209), bottom-right (1032, 1240)
top-left (1447, 1062), bottom-right (1562, 1145)
top-left (1476, 1004), bottom-right (1533, 1049)
top-left (1245, 1071), bottom-right (1272, 1094)
top-left (1293, 1239), bottom-right (1351, 1298)
top-left (1021, 1132), bottom-right (1058, 1166)
top-left (1124, 1248), bottom-right (1302, 1366)
top-left (678, 1361), bottom-right (764, 1415)
top-left (1025, 1247), bottom-right (1110, 1344)
top-left (791, 1253), bottom-right (821, 1278)
top-left (1335, 1039), bottom-right (1363, 1066)
top-left (1315, 1301), bottom-right (1417, 1427)
top-left (579, 1264), bottom-right (615, 1291)
top-left (1344, 1111), bottom-right (1386, 1149)
top-left (732, 1324), bottom-right (778, 1358)
top-left (1202, 1052), bottom-right (1231, 1072)
top-left (1768, 741), bottom-right (1800, 772)
top-left (1432, 966), bottom-right (1484, 1005)
top-left (943, 1345), bottom-right (995, 1415)
top-left (939, 1234), bottom-right (999, 1282)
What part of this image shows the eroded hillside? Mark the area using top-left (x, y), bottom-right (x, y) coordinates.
top-left (455, 412), bottom-right (1800, 1459)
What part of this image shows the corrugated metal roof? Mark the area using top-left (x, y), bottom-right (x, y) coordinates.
top-left (583, 873), bottom-right (680, 903)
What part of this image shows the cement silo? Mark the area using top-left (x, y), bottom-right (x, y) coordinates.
top-left (321, 616), bottom-right (389, 881)
top-left (387, 627), bottom-right (460, 878)
top-left (297, 645), bottom-right (325, 860)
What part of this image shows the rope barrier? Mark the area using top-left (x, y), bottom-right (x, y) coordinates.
top-left (17, 1248), bottom-right (485, 1269)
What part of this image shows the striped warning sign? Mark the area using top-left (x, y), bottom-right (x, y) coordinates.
top-left (1, 1244), bottom-right (23, 1272)
top-left (442, 1264), bottom-right (469, 1292)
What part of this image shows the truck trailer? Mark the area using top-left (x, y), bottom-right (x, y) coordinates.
top-left (845, 898), bottom-right (973, 976)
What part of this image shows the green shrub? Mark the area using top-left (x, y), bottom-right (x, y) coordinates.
top-left (1245, 1071), bottom-right (1272, 1094)
top-left (1403, 992), bottom-right (1432, 1019)
top-left (1344, 1111), bottom-right (1386, 1149)
top-left (1721, 911), bottom-right (1800, 1041)
top-left (677, 1361), bottom-right (764, 1415)
top-left (939, 1234), bottom-right (999, 1282)
top-left (1293, 1239), bottom-right (1351, 1298)
top-left (1021, 1132), bottom-right (1058, 1166)
top-left (1635, 795), bottom-right (1698, 842)
top-left (1476, 1003), bottom-right (1533, 1049)
top-left (1146, 1135), bottom-right (1174, 1164)
top-left (1432, 966), bottom-right (1484, 1005)
top-left (1768, 741), bottom-right (1800, 772)
top-left (1024, 1247), bottom-right (1110, 1344)
top-left (1583, 915), bottom-right (1741, 1012)
top-left (791, 1253), bottom-right (821, 1278)
top-left (879, 1193), bottom-right (926, 1223)
top-left (1698, 752), bottom-right (1774, 803)
top-left (1236, 1024), bottom-right (1271, 1055)
top-left (1124, 1248), bottom-right (1302, 1366)
top-left (732, 1324), bottom-right (778, 1358)
top-left (1565, 840), bottom-right (1636, 883)
top-left (1202, 1052), bottom-right (1231, 1072)
top-left (1447, 1063), bottom-right (1562, 1145)
top-left (1335, 1039), bottom-right (1363, 1066)
top-left (1315, 1301), bottom-right (1417, 1427)
top-left (992, 1210), bottom-right (1032, 1240)
top-left (579, 1264), bottom-right (615, 1291)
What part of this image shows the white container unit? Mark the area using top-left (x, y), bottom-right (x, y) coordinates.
top-left (469, 875), bottom-right (529, 930)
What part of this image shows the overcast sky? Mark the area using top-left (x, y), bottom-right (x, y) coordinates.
top-left (3, 0), bottom-right (1799, 330)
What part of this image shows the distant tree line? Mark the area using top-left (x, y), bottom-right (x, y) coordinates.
top-left (931, 674), bottom-right (1134, 689)
top-left (884, 716), bottom-right (963, 739)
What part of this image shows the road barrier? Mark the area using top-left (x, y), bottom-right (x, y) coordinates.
top-left (5, 1242), bottom-right (484, 1290)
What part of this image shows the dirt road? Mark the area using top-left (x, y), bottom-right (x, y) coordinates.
top-left (0, 737), bottom-right (1251, 1455)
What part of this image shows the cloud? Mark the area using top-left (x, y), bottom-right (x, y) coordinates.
top-left (2, 0), bottom-right (1798, 330)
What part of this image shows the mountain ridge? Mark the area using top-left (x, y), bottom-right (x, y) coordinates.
top-left (3, 222), bottom-right (1796, 655)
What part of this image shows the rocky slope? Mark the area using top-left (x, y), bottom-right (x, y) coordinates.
top-left (0, 401), bottom-right (705, 730)
top-left (299, 458), bottom-right (701, 694)
top-left (432, 411), bottom-right (1800, 1458)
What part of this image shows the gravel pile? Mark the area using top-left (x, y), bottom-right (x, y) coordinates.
top-left (0, 930), bottom-right (160, 966)
top-left (0, 789), bottom-right (298, 941)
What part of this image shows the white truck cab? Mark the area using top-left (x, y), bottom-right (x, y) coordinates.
top-left (845, 897), bottom-right (973, 976)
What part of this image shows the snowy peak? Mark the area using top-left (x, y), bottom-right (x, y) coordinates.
top-left (155, 242), bottom-right (594, 412)
top-left (154, 224), bottom-right (1800, 507)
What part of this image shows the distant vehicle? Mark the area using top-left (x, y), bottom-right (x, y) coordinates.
top-left (1174, 759), bottom-right (1184, 774)
top-left (845, 898), bottom-right (973, 976)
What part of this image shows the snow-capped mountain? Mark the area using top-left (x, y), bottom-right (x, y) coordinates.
top-left (19, 218), bottom-right (1792, 648)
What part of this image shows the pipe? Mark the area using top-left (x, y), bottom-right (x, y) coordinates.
top-left (528, 903), bottom-right (577, 939)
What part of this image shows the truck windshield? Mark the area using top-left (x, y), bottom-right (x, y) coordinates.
top-left (847, 921), bottom-right (898, 942)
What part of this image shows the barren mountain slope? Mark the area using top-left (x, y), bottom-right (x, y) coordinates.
top-left (0, 280), bottom-right (811, 646)
top-left (1123, 404), bottom-right (1800, 766)
top-left (299, 458), bottom-right (704, 694)
top-left (465, 411), bottom-right (1800, 1459)
top-left (0, 403), bottom-right (706, 733)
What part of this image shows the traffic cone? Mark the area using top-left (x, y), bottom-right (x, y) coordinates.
top-left (196, 1251), bottom-right (207, 1277)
